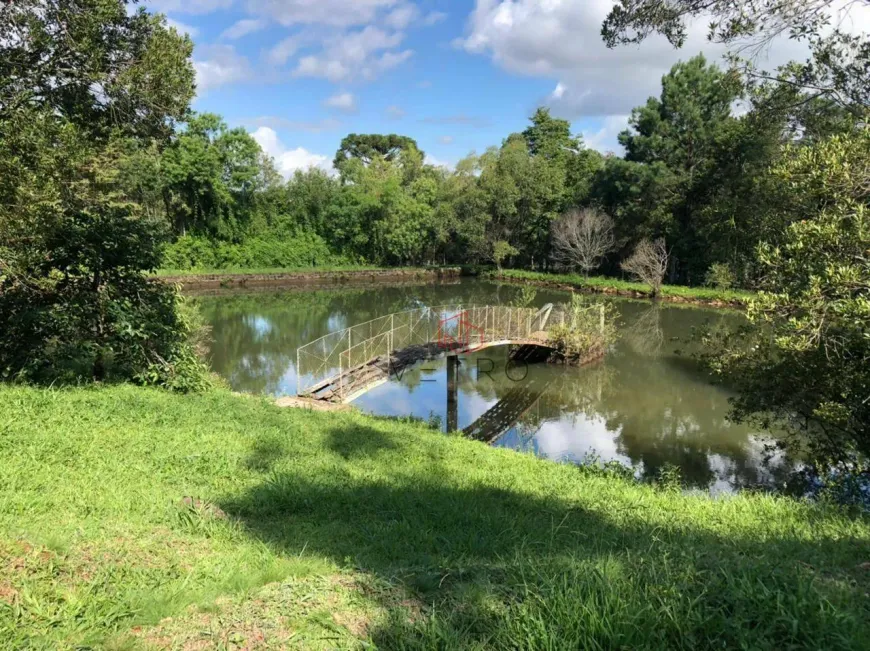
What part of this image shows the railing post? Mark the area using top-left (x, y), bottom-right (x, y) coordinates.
top-left (600, 304), bottom-right (605, 334)
top-left (297, 348), bottom-right (301, 396)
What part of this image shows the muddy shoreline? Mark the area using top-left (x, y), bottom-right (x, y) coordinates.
top-left (157, 267), bottom-right (464, 290)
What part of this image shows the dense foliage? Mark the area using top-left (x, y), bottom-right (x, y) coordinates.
top-left (707, 131), bottom-right (870, 468)
top-left (152, 71), bottom-right (813, 285)
top-left (0, 0), bottom-right (209, 389)
top-left (605, 0), bottom-right (870, 470)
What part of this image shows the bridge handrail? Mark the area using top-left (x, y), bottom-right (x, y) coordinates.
top-left (296, 303), bottom-right (565, 397)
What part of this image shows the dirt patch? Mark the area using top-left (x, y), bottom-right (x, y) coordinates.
top-left (158, 267), bottom-right (464, 291)
top-left (0, 581), bottom-right (19, 604)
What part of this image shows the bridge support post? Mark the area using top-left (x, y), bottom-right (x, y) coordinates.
top-left (446, 355), bottom-right (459, 433)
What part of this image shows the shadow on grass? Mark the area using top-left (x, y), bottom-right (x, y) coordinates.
top-left (327, 424), bottom-right (399, 460)
top-left (223, 425), bottom-right (870, 650)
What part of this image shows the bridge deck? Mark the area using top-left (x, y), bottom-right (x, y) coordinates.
top-left (307, 335), bottom-right (555, 404)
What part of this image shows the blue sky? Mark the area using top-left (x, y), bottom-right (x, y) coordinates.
top-left (143, 0), bottom-right (857, 177)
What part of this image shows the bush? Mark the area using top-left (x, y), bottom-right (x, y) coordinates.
top-left (162, 232), bottom-right (350, 271)
top-left (704, 262), bottom-right (735, 290)
top-left (548, 294), bottom-right (620, 362)
top-left (0, 274), bottom-right (210, 391)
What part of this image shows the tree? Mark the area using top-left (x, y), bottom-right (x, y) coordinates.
top-left (615, 55), bottom-right (742, 283)
top-left (0, 0), bottom-right (194, 140)
top-left (162, 113), bottom-right (277, 240)
top-left (602, 1), bottom-right (870, 116)
top-left (621, 238), bottom-right (669, 296)
top-left (601, 0), bottom-right (859, 49)
top-left (0, 1), bottom-right (205, 388)
top-left (522, 108), bottom-right (581, 160)
top-left (551, 208), bottom-right (616, 276)
top-left (706, 131), bottom-right (870, 468)
top-left (492, 240), bottom-right (519, 271)
top-left (333, 134), bottom-right (421, 170)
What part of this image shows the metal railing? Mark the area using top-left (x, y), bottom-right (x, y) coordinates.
top-left (296, 304), bottom-right (561, 397)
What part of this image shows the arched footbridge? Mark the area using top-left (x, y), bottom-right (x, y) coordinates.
top-left (296, 304), bottom-right (584, 404)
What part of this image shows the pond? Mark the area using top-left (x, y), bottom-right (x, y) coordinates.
top-left (196, 278), bottom-right (792, 493)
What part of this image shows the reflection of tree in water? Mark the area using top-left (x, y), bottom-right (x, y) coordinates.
top-left (624, 304), bottom-right (665, 358)
top-left (590, 348), bottom-right (797, 490)
top-left (459, 336), bottom-right (795, 491)
top-left (200, 282), bottom-right (796, 492)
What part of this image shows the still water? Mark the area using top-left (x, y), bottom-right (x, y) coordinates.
top-left (196, 278), bottom-right (791, 493)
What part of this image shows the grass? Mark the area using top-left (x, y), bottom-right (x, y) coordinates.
top-left (491, 269), bottom-right (756, 305)
top-left (1, 385), bottom-right (869, 649)
top-left (153, 265), bottom-right (455, 278)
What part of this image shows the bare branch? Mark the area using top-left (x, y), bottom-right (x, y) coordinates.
top-left (621, 238), bottom-right (669, 296)
top-left (550, 208), bottom-right (616, 276)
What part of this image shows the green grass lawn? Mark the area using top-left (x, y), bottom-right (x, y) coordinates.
top-left (1, 385), bottom-right (868, 649)
top-left (492, 269), bottom-right (756, 305)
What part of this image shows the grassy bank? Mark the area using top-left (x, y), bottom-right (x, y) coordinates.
top-left (2, 385), bottom-right (868, 649)
top-left (490, 269), bottom-right (755, 306)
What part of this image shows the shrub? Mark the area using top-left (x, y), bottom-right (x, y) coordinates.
top-left (162, 232), bottom-right (350, 271)
top-left (705, 262), bottom-right (735, 290)
top-left (548, 295), bottom-right (620, 362)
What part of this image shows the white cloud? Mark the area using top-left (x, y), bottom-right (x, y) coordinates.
top-left (384, 3), bottom-right (419, 30)
top-left (457, 0), bottom-right (812, 119)
top-left (268, 35), bottom-right (306, 65)
top-left (425, 154), bottom-right (455, 170)
top-left (423, 11), bottom-right (448, 26)
top-left (245, 0), bottom-right (401, 28)
top-left (417, 80), bottom-right (432, 89)
top-left (582, 114), bottom-right (629, 154)
top-left (221, 18), bottom-right (267, 39)
top-left (193, 45), bottom-right (253, 91)
top-left (164, 17), bottom-right (199, 37)
top-left (386, 105), bottom-right (406, 119)
top-left (438, 135), bottom-right (454, 145)
top-left (251, 127), bottom-right (334, 178)
top-left (323, 91), bottom-right (358, 113)
top-left (292, 26), bottom-right (412, 82)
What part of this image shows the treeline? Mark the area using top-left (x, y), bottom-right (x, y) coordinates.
top-left (1, 0), bottom-right (867, 473)
top-left (157, 54), bottom-right (857, 288)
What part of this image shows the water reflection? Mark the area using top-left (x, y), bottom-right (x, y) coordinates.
top-left (196, 279), bottom-right (794, 493)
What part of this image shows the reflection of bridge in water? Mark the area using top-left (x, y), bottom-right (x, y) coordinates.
top-left (460, 372), bottom-right (554, 443)
top-left (296, 304), bottom-right (564, 403)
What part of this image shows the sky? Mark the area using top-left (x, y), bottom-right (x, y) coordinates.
top-left (143, 0), bottom-right (870, 177)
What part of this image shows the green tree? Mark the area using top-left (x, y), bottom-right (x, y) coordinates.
top-left (614, 55), bottom-right (741, 282)
top-left (162, 113), bottom-right (277, 240)
top-left (0, 1), bottom-right (205, 388)
top-left (707, 130), bottom-right (870, 467)
top-left (602, 0), bottom-right (857, 49)
top-left (333, 134), bottom-right (421, 170)
top-left (602, 0), bottom-right (870, 117)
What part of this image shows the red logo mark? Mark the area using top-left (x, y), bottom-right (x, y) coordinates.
top-left (437, 310), bottom-right (484, 351)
